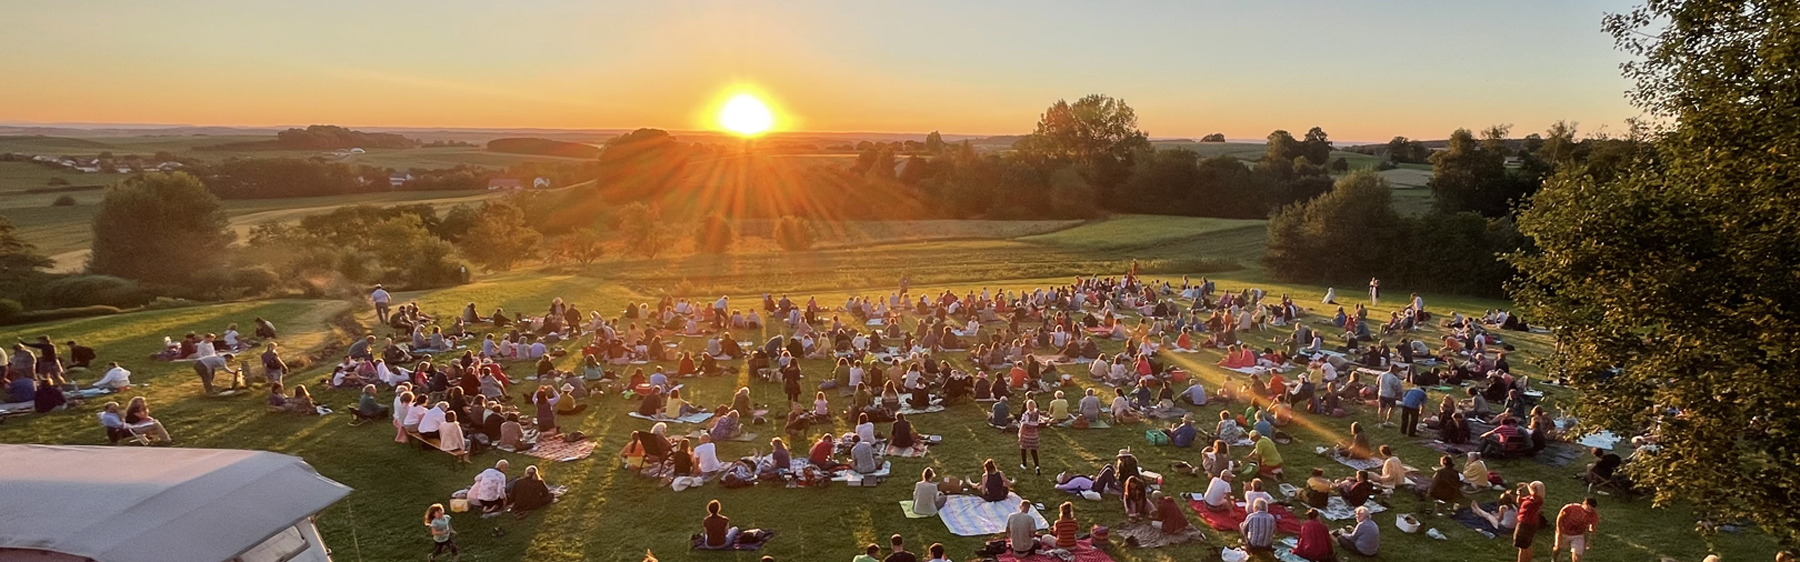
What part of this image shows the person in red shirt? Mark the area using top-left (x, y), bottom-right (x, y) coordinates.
top-left (1553, 497), bottom-right (1600, 562)
top-left (1514, 481), bottom-right (1547, 562)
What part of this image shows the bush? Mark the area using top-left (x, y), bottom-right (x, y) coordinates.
top-left (35, 275), bottom-right (149, 308)
top-left (51, 195), bottom-right (77, 206)
top-left (0, 299), bottom-right (20, 321)
top-left (0, 305), bottom-right (124, 326)
top-left (772, 216), bottom-right (815, 251)
top-left (694, 215), bottom-right (735, 254)
top-left (229, 265), bottom-right (282, 295)
top-left (1375, 160), bottom-right (1399, 171)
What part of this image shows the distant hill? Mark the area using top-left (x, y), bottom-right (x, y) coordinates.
top-left (486, 138), bottom-right (601, 159)
top-left (194, 125), bottom-right (417, 151)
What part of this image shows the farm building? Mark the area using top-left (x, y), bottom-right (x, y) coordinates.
top-left (0, 445), bottom-right (352, 562)
top-left (488, 178), bottom-right (523, 190)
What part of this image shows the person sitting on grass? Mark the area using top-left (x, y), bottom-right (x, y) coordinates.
top-left (1215, 410), bottom-right (1246, 444)
top-left (1005, 500), bottom-right (1038, 557)
top-left (1335, 422), bottom-right (1373, 459)
top-left (1110, 387), bottom-right (1140, 423)
top-left (1246, 431), bottom-right (1284, 479)
top-left (912, 467), bottom-right (947, 517)
top-left (976, 458), bottom-right (1014, 502)
top-left (1302, 468), bottom-right (1333, 507)
top-left (1293, 508), bottom-right (1335, 562)
top-left (699, 500), bottom-right (739, 550)
top-left (1162, 414), bottom-right (1198, 447)
top-left (353, 384), bottom-right (389, 424)
top-left (470, 460), bottom-right (509, 514)
top-left (508, 469), bottom-right (554, 517)
top-left (1200, 470), bottom-right (1234, 512)
top-left (1470, 490), bottom-right (1521, 534)
top-left (1334, 505), bottom-right (1379, 557)
top-left (1337, 470), bottom-right (1377, 507)
top-left (1149, 490), bottom-right (1189, 533)
top-left (286, 385), bottom-right (318, 415)
top-left (1375, 445), bottom-right (1410, 489)
top-left (1240, 498), bottom-right (1277, 553)
top-left (850, 435), bottom-right (880, 475)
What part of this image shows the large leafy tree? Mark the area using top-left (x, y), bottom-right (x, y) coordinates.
top-left (88, 172), bottom-right (233, 285)
top-left (1262, 170), bottom-right (1402, 283)
top-left (1510, 0), bottom-right (1800, 545)
top-left (1015, 94), bottom-right (1149, 165)
top-left (458, 200), bottom-right (540, 272)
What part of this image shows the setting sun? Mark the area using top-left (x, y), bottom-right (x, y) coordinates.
top-left (717, 93), bottom-right (775, 136)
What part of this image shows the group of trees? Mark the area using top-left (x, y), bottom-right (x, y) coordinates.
top-left (1262, 171), bottom-right (1522, 297)
top-left (198, 125), bottom-right (418, 151)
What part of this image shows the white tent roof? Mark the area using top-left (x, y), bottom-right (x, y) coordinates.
top-left (0, 445), bottom-right (351, 562)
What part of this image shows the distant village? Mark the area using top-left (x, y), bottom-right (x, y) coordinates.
top-left (22, 153), bottom-right (184, 174)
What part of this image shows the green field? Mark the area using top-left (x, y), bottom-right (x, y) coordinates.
top-left (0, 214), bottom-right (1769, 562)
top-left (0, 190), bottom-right (506, 272)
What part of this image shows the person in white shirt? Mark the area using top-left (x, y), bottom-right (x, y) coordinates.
top-left (370, 285), bottom-right (392, 323)
top-left (437, 411), bottom-right (469, 462)
top-left (695, 434), bottom-right (724, 473)
top-left (392, 388), bottom-right (414, 443)
top-left (1201, 471), bottom-right (1234, 511)
top-left (418, 402), bottom-right (448, 438)
top-left (470, 460), bottom-right (508, 512)
top-left (1242, 478), bottom-right (1276, 511)
top-left (91, 362), bottom-right (132, 390)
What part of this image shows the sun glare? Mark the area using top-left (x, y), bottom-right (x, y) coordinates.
top-left (718, 94), bottom-right (774, 136)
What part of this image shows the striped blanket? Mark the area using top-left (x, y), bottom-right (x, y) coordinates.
top-left (940, 493), bottom-right (1049, 536)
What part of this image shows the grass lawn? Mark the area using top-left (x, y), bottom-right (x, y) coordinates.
top-left (0, 215), bottom-right (1775, 562)
top-left (1017, 215), bottom-right (1265, 253)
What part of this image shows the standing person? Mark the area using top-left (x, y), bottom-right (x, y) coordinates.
top-left (1515, 481), bottom-right (1548, 562)
top-left (1368, 278), bottom-right (1380, 307)
top-left (1552, 497), bottom-right (1599, 562)
top-left (260, 343), bottom-right (286, 387)
top-left (193, 353), bottom-right (240, 394)
top-left (371, 284), bottom-right (392, 324)
top-left (1005, 500), bottom-right (1038, 557)
top-left (424, 503), bottom-right (458, 561)
top-left (1399, 380), bottom-right (1427, 437)
top-left (23, 336), bottom-right (64, 386)
top-left (1376, 367), bottom-right (1403, 428)
top-left (1018, 400), bottom-right (1042, 474)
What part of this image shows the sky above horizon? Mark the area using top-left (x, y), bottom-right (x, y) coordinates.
top-left (0, 0), bottom-right (1644, 142)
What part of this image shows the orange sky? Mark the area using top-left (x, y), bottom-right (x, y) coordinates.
top-left (0, 1), bottom-right (1643, 142)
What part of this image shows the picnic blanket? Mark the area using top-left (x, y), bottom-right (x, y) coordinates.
top-left (1576, 430), bottom-right (1622, 451)
top-left (1451, 503), bottom-right (1506, 537)
top-left (1057, 418), bottom-right (1110, 429)
top-left (1420, 439), bottom-right (1481, 456)
top-left (517, 437), bottom-right (596, 462)
top-left (1531, 443), bottom-right (1587, 467)
top-left (997, 539), bottom-right (1113, 562)
top-left (1319, 496), bottom-right (1388, 521)
top-left (0, 401), bottom-right (33, 416)
top-left (898, 405), bottom-right (946, 416)
top-left (1327, 450), bottom-right (1385, 472)
top-left (1185, 496), bottom-right (1305, 535)
top-left (940, 493), bottom-right (1049, 536)
top-left (690, 529), bottom-right (776, 551)
top-left (1111, 520), bottom-right (1207, 549)
top-left (1143, 406), bottom-right (1188, 421)
top-left (885, 443), bottom-right (930, 458)
top-left (630, 411), bottom-right (715, 424)
top-left (897, 500), bottom-right (938, 519)
top-left (833, 461), bottom-right (892, 482)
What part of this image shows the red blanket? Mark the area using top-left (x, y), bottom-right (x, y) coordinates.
top-left (1186, 499), bottom-right (1305, 535)
top-left (998, 540), bottom-right (1114, 562)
